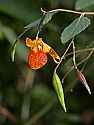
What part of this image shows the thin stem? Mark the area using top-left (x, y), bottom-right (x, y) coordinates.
top-left (62, 50), bottom-right (94, 81)
top-left (55, 40), bottom-right (73, 72)
top-left (36, 14), bottom-right (46, 39)
top-left (24, 100), bottom-right (55, 125)
top-left (72, 40), bottom-right (77, 69)
top-left (81, 59), bottom-right (89, 72)
top-left (65, 47), bottom-right (94, 57)
top-left (12, 27), bottom-right (31, 48)
top-left (17, 28), bottom-right (31, 40)
top-left (42, 8), bottom-right (94, 16)
top-left (55, 13), bottom-right (83, 72)
top-left (36, 30), bottom-right (40, 40)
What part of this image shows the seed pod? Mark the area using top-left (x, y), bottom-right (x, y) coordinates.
top-left (77, 70), bottom-right (91, 94)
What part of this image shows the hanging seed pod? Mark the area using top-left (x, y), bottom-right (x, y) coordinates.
top-left (77, 69), bottom-right (91, 94)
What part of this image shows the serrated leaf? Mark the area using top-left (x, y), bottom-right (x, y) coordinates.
top-left (61, 16), bottom-right (90, 44)
top-left (43, 12), bottom-right (56, 25)
top-left (75, 0), bottom-right (94, 10)
top-left (53, 71), bottom-right (66, 112)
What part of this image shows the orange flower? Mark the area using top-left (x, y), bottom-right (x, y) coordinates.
top-left (26, 37), bottom-right (60, 69)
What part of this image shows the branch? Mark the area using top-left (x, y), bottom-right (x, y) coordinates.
top-left (66, 47), bottom-right (94, 57)
top-left (41, 8), bottom-right (94, 15)
top-left (62, 50), bottom-right (94, 81)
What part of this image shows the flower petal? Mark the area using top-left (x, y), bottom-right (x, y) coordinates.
top-left (49, 48), bottom-right (60, 64)
top-left (28, 51), bottom-right (47, 69)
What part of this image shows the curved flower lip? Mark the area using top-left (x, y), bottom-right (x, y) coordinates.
top-left (25, 37), bottom-right (60, 69)
top-left (28, 51), bottom-right (47, 69)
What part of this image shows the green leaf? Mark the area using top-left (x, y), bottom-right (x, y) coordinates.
top-left (43, 12), bottom-right (56, 25)
top-left (25, 12), bottom-right (56, 32)
top-left (24, 18), bottom-right (41, 29)
top-left (2, 27), bottom-right (17, 43)
top-left (0, 26), bottom-right (17, 62)
top-left (75, 0), bottom-right (94, 10)
top-left (25, 11), bottom-right (57, 31)
top-left (53, 71), bottom-right (66, 112)
top-left (61, 16), bottom-right (90, 44)
top-left (10, 41), bottom-right (18, 62)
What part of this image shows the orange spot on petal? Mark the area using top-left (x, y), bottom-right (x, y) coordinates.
top-left (28, 51), bottom-right (47, 69)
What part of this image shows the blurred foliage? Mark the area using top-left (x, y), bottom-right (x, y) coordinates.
top-left (0, 0), bottom-right (94, 125)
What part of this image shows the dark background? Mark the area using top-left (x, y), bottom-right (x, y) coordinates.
top-left (0, 0), bottom-right (94, 125)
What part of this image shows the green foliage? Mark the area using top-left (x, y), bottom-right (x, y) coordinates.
top-left (0, 0), bottom-right (40, 22)
top-left (42, 12), bottom-right (56, 25)
top-left (53, 71), bottom-right (66, 112)
top-left (0, 0), bottom-right (94, 125)
top-left (0, 23), bottom-right (16, 43)
top-left (75, 0), bottom-right (94, 10)
top-left (11, 41), bottom-right (18, 62)
top-left (61, 16), bottom-right (90, 43)
top-left (24, 19), bottom-right (41, 29)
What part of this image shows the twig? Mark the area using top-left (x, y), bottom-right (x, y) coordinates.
top-left (24, 100), bottom-right (55, 125)
top-left (0, 105), bottom-right (17, 123)
top-left (55, 13), bottom-right (85, 72)
top-left (65, 48), bottom-right (94, 57)
top-left (41, 8), bottom-right (94, 16)
top-left (62, 50), bottom-right (94, 81)
top-left (72, 40), bottom-right (77, 69)
top-left (55, 40), bottom-right (73, 71)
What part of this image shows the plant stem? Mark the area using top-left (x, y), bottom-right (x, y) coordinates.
top-left (55, 13), bottom-right (84, 72)
top-left (65, 47), bottom-right (94, 57)
top-left (55, 40), bottom-right (73, 72)
top-left (62, 50), bottom-right (94, 81)
top-left (42, 8), bottom-right (94, 16)
top-left (72, 40), bottom-right (77, 69)
top-left (24, 100), bottom-right (55, 125)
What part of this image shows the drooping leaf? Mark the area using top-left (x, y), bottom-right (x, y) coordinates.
top-left (43, 12), bottom-right (56, 25)
top-left (10, 40), bottom-right (28, 62)
top-left (11, 41), bottom-right (18, 62)
top-left (24, 18), bottom-right (41, 29)
top-left (75, 0), bottom-right (94, 10)
top-left (24, 12), bottom-right (56, 32)
top-left (53, 71), bottom-right (66, 112)
top-left (61, 16), bottom-right (90, 44)
top-left (2, 27), bottom-right (17, 43)
top-left (0, 26), bottom-right (17, 62)
top-left (1, 25), bottom-right (28, 62)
